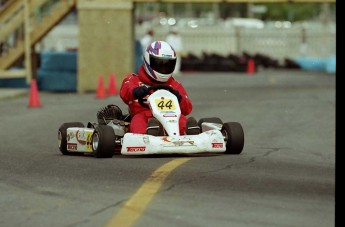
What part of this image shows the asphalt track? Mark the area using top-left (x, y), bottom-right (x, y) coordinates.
top-left (0, 69), bottom-right (335, 227)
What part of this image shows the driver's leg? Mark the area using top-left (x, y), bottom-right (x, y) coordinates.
top-left (179, 115), bottom-right (187, 135)
top-left (129, 111), bottom-right (151, 134)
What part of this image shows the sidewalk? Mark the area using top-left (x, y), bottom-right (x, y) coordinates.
top-left (0, 88), bottom-right (29, 101)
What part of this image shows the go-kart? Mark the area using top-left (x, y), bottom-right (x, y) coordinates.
top-left (58, 84), bottom-right (244, 158)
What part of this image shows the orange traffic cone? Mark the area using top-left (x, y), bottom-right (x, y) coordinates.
top-left (108, 73), bottom-right (118, 96)
top-left (96, 75), bottom-right (107, 99)
top-left (28, 79), bottom-right (41, 108)
top-left (247, 58), bottom-right (256, 75)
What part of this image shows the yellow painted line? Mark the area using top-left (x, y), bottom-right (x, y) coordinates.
top-left (105, 158), bottom-right (191, 227)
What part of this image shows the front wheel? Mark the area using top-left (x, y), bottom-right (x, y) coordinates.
top-left (58, 122), bottom-right (85, 155)
top-left (222, 122), bottom-right (244, 154)
top-left (92, 125), bottom-right (116, 158)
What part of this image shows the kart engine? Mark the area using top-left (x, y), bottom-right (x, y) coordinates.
top-left (97, 104), bottom-right (123, 124)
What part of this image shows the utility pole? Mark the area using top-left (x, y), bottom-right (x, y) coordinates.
top-left (24, 0), bottom-right (32, 84)
top-left (320, 3), bottom-right (331, 25)
top-left (246, 3), bottom-right (254, 18)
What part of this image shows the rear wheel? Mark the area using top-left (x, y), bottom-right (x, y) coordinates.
top-left (92, 125), bottom-right (116, 158)
top-left (198, 117), bottom-right (223, 132)
top-left (58, 122), bottom-right (85, 155)
top-left (222, 122), bottom-right (244, 154)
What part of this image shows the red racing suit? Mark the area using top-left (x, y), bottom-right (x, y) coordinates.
top-left (120, 65), bottom-right (193, 134)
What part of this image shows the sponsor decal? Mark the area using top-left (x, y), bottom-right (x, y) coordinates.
top-left (167, 120), bottom-right (177, 123)
top-left (127, 146), bottom-right (146, 152)
top-left (172, 140), bottom-right (195, 146)
top-left (173, 141), bottom-right (184, 146)
top-left (76, 130), bottom-right (87, 145)
top-left (67, 132), bottom-right (75, 141)
top-left (163, 114), bottom-right (177, 117)
top-left (67, 143), bottom-right (77, 150)
top-left (163, 137), bottom-right (195, 146)
top-left (162, 137), bottom-right (171, 142)
top-left (161, 111), bottom-right (177, 114)
top-left (212, 142), bottom-right (223, 148)
top-left (86, 133), bottom-right (93, 151)
top-left (143, 136), bottom-right (149, 144)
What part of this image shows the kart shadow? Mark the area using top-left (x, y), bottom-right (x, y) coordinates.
top-left (114, 153), bottom-right (224, 159)
top-left (55, 152), bottom-right (224, 159)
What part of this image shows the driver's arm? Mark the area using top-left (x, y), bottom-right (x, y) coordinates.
top-left (171, 82), bottom-right (192, 116)
top-left (120, 74), bottom-right (140, 104)
top-left (133, 86), bottom-right (149, 99)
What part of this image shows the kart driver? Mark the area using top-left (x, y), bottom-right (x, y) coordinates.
top-left (120, 40), bottom-right (200, 136)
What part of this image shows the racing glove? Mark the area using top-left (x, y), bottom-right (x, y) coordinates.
top-left (133, 86), bottom-right (149, 99)
top-left (171, 89), bottom-right (182, 103)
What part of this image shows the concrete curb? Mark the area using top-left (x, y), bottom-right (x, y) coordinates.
top-left (0, 89), bottom-right (29, 101)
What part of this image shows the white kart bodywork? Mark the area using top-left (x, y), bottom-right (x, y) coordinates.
top-left (120, 89), bottom-right (226, 155)
top-left (65, 127), bottom-right (94, 153)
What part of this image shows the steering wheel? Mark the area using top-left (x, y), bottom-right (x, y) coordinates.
top-left (138, 84), bottom-right (175, 108)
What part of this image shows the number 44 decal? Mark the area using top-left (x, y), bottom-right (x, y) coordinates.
top-left (155, 99), bottom-right (176, 110)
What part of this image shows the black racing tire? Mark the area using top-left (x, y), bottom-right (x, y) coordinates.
top-left (198, 117), bottom-right (223, 132)
top-left (222, 122), bottom-right (244, 154)
top-left (92, 125), bottom-right (116, 158)
top-left (58, 122), bottom-right (85, 155)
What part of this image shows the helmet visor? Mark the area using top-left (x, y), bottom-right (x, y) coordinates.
top-left (149, 55), bottom-right (176, 74)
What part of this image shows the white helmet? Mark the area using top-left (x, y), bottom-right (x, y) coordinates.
top-left (143, 41), bottom-right (177, 82)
